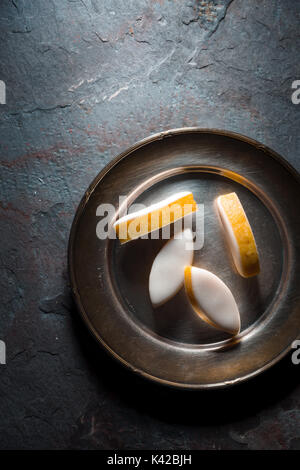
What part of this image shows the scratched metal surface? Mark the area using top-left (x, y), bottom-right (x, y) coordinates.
top-left (0, 0), bottom-right (299, 450)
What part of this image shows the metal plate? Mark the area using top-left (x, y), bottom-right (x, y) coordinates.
top-left (68, 128), bottom-right (300, 389)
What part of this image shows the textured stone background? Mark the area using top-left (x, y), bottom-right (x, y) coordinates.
top-left (0, 0), bottom-right (299, 450)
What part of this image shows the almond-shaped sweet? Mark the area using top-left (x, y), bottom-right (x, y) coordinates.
top-left (114, 191), bottom-right (197, 244)
top-left (149, 229), bottom-right (194, 307)
top-left (184, 266), bottom-right (240, 335)
top-left (216, 192), bottom-right (260, 277)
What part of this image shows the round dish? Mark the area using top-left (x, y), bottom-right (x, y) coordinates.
top-left (68, 128), bottom-right (300, 389)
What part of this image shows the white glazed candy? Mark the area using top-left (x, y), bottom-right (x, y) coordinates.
top-left (149, 228), bottom-right (194, 308)
top-left (184, 266), bottom-right (240, 335)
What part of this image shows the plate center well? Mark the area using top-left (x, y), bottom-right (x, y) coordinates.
top-left (111, 169), bottom-right (284, 346)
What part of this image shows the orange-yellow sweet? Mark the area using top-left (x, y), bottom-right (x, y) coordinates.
top-left (216, 192), bottom-right (260, 277)
top-left (114, 191), bottom-right (197, 244)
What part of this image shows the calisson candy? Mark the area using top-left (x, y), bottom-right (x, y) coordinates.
top-left (184, 266), bottom-right (240, 336)
top-left (149, 228), bottom-right (194, 308)
top-left (113, 191), bottom-right (197, 243)
top-left (216, 192), bottom-right (260, 278)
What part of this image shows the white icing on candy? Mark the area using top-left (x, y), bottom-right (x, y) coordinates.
top-left (149, 229), bottom-right (194, 307)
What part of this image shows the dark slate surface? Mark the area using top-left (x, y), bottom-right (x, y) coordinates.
top-left (0, 0), bottom-right (299, 450)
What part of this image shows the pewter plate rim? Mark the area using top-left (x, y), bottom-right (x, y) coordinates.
top-left (68, 128), bottom-right (300, 389)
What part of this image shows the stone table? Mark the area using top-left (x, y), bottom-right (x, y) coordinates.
top-left (0, 0), bottom-right (299, 449)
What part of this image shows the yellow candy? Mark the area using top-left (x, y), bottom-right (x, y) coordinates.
top-left (114, 191), bottom-right (197, 244)
top-left (217, 192), bottom-right (260, 277)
